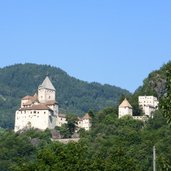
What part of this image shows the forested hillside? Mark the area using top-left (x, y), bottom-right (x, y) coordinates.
top-left (1, 108), bottom-right (171, 170)
top-left (125, 61), bottom-right (171, 116)
top-left (133, 61), bottom-right (171, 98)
top-left (0, 63), bottom-right (130, 128)
top-left (1, 62), bottom-right (171, 170)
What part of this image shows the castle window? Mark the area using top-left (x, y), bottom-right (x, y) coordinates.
top-left (34, 111), bottom-right (36, 114)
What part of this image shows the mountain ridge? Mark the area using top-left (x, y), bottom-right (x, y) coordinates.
top-left (0, 63), bottom-right (130, 128)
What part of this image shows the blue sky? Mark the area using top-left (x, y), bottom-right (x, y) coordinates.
top-left (0, 1), bottom-right (171, 92)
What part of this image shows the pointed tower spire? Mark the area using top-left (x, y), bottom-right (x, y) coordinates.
top-left (38, 76), bottom-right (56, 103)
top-left (118, 98), bottom-right (133, 118)
top-left (119, 98), bottom-right (132, 108)
top-left (39, 76), bottom-right (55, 91)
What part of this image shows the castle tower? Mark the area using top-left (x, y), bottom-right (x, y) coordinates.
top-left (118, 98), bottom-right (133, 118)
top-left (38, 76), bottom-right (56, 103)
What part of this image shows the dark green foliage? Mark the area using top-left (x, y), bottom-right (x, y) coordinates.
top-left (0, 130), bottom-right (35, 171)
top-left (0, 129), bottom-right (53, 171)
top-left (159, 62), bottom-right (171, 124)
top-left (92, 108), bottom-right (171, 170)
top-left (1, 62), bottom-right (171, 170)
top-left (0, 107), bottom-right (171, 170)
top-left (0, 63), bottom-right (130, 128)
top-left (66, 114), bottom-right (78, 136)
top-left (56, 114), bottom-right (78, 138)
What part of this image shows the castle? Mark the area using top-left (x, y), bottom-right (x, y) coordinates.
top-left (118, 96), bottom-right (159, 120)
top-left (14, 76), bottom-right (91, 132)
top-left (14, 76), bottom-right (157, 132)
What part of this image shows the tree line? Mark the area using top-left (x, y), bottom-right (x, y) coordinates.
top-left (0, 106), bottom-right (171, 170)
top-left (0, 63), bottom-right (129, 128)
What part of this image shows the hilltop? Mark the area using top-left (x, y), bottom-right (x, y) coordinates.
top-left (120, 61), bottom-right (170, 116)
top-left (0, 63), bottom-right (130, 128)
top-left (1, 62), bottom-right (171, 170)
top-left (134, 62), bottom-right (170, 98)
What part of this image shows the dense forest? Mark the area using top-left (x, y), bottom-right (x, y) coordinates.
top-left (0, 108), bottom-right (171, 171)
top-left (1, 62), bottom-right (171, 170)
top-left (0, 63), bottom-right (130, 128)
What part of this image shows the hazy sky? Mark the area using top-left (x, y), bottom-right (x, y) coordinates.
top-left (0, 1), bottom-right (171, 92)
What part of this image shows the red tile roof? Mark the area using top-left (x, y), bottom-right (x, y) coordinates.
top-left (44, 100), bottom-right (58, 105)
top-left (22, 95), bottom-right (34, 100)
top-left (19, 104), bottom-right (52, 111)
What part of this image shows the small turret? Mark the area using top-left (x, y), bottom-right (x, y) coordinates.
top-left (118, 98), bottom-right (133, 118)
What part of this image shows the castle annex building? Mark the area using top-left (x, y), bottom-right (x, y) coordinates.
top-left (118, 96), bottom-right (159, 120)
top-left (14, 76), bottom-right (92, 132)
top-left (138, 96), bottom-right (159, 117)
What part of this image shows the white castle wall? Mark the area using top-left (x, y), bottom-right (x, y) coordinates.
top-left (14, 109), bottom-right (57, 132)
top-left (119, 107), bottom-right (132, 118)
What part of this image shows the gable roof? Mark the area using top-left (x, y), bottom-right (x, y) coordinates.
top-left (119, 98), bottom-right (132, 108)
top-left (19, 104), bottom-right (52, 111)
top-left (43, 100), bottom-right (58, 105)
top-left (39, 76), bottom-right (55, 91)
top-left (22, 95), bottom-right (35, 100)
top-left (82, 113), bottom-right (91, 120)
